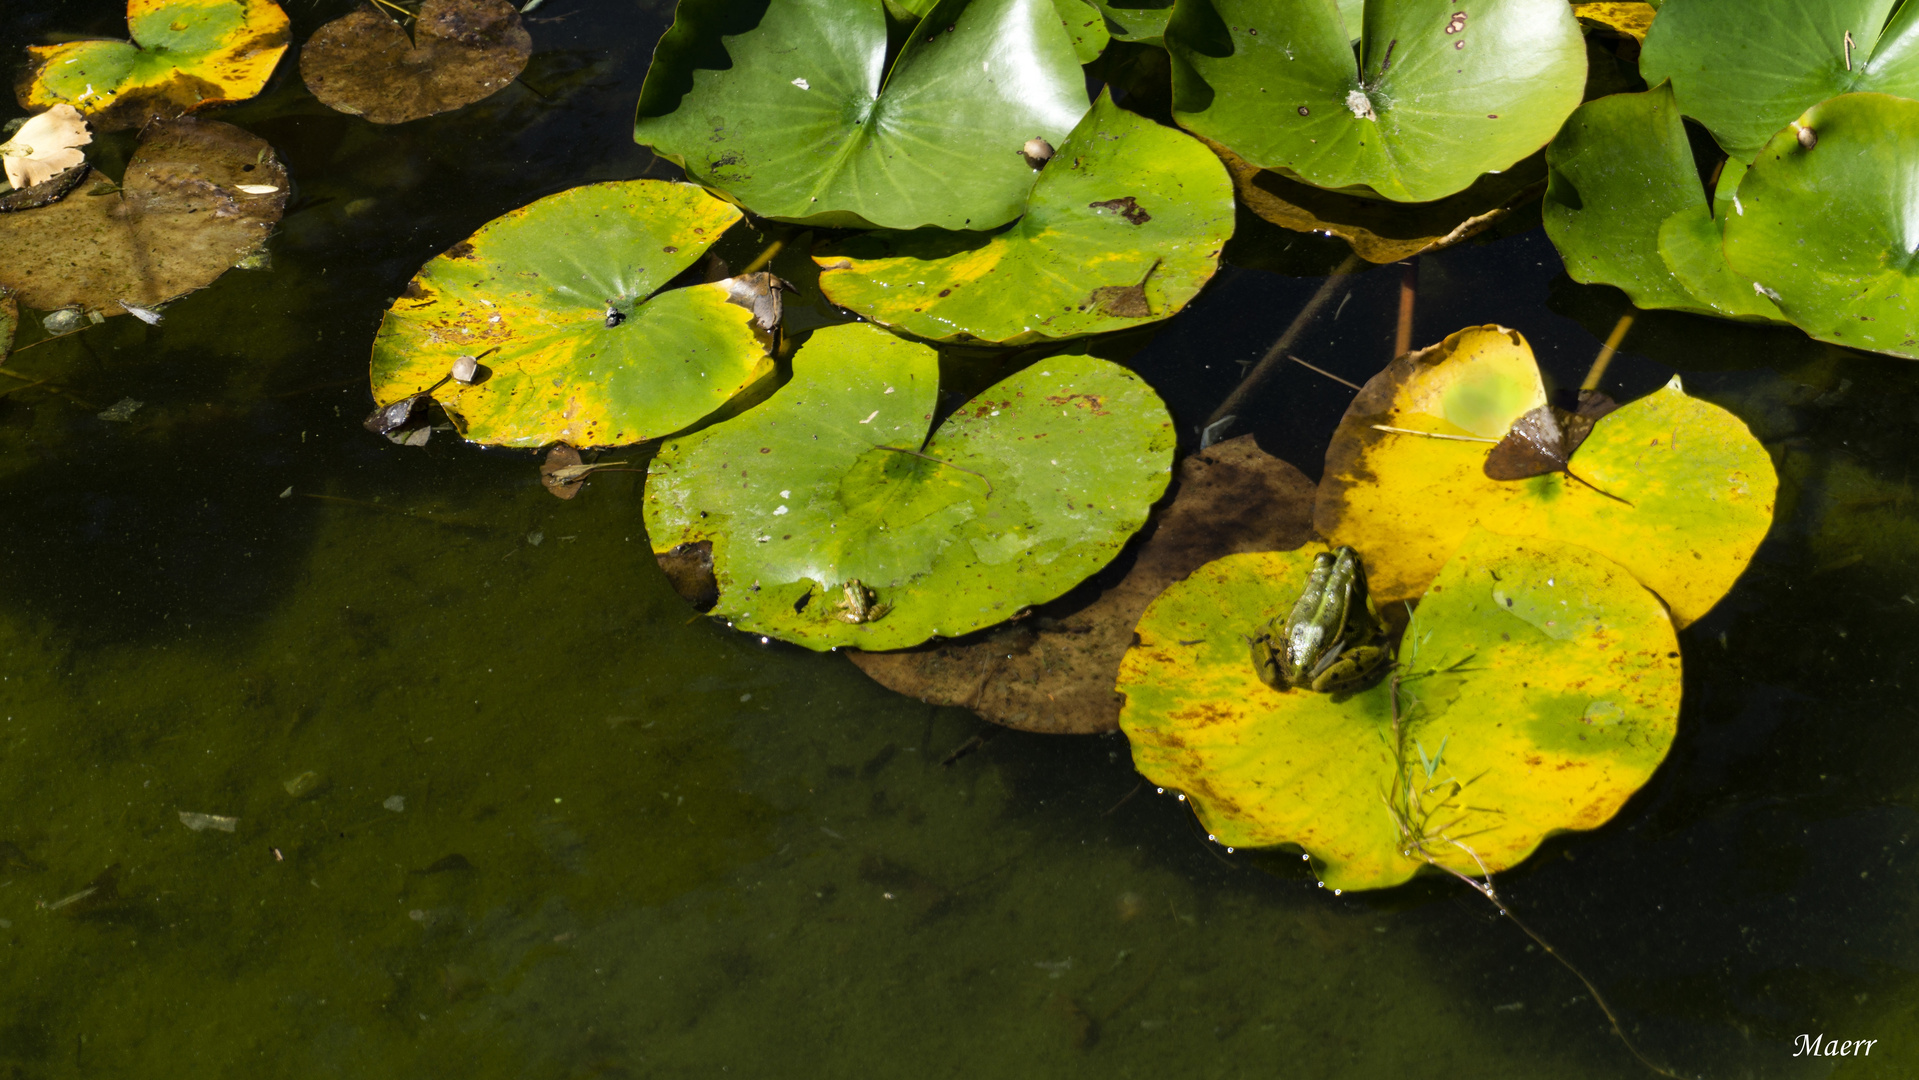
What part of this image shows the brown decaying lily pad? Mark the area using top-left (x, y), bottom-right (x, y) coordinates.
top-left (1205, 138), bottom-right (1546, 265)
top-left (0, 117), bottom-right (287, 315)
top-left (300, 0), bottom-right (531, 125)
top-left (847, 435), bottom-right (1316, 735)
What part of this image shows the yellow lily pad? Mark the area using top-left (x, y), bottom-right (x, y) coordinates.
top-left (1117, 531), bottom-right (1682, 892)
top-left (16, 0), bottom-right (291, 132)
top-left (1572, 2), bottom-right (1657, 42)
top-left (369, 180), bottom-right (773, 449)
top-left (1315, 325), bottom-right (1776, 627)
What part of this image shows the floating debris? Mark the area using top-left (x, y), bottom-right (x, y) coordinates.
top-left (178, 810), bottom-right (238, 833)
top-left (117, 299), bottom-right (163, 325)
top-left (383, 794), bottom-right (406, 812)
top-left (282, 770), bottom-right (327, 798)
top-left (97, 397), bottom-right (145, 422)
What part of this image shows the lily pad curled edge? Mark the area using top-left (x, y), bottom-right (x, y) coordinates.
top-left (1164, 0), bottom-right (1586, 202)
top-left (1723, 92), bottom-right (1919, 361)
top-left (370, 179), bottom-right (772, 449)
top-left (643, 322), bottom-right (1176, 651)
top-left (815, 91), bottom-right (1235, 346)
top-left (633, 0), bottom-right (1090, 231)
top-left (1118, 531), bottom-right (1681, 892)
top-left (1313, 324), bottom-right (1776, 627)
top-left (16, 0), bottom-right (291, 132)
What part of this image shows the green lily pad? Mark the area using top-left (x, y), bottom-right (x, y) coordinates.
top-left (1090, 0), bottom-right (1173, 43)
top-left (1163, 0), bottom-right (1586, 202)
top-left (1723, 92), bottom-right (1919, 360)
top-left (369, 180), bottom-right (773, 449)
top-left (813, 92), bottom-right (1234, 345)
top-left (1640, 0), bottom-right (1919, 159)
top-left (1314, 325), bottom-right (1778, 627)
top-left (643, 322), bottom-right (1176, 651)
top-left (632, 0), bottom-right (1091, 231)
top-left (1542, 84), bottom-right (1782, 321)
top-left (16, 0), bottom-right (291, 132)
top-left (1056, 0), bottom-right (1112, 60)
top-left (1117, 531), bottom-right (1682, 892)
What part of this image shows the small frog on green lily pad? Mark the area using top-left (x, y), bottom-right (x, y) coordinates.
top-left (834, 579), bottom-right (891, 624)
top-left (1249, 546), bottom-right (1390, 692)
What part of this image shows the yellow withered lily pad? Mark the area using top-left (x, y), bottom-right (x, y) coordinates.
top-left (1314, 325), bottom-right (1776, 627)
top-left (1117, 531), bottom-right (1682, 892)
top-left (370, 180), bottom-right (774, 449)
top-left (17, 0), bottom-right (290, 132)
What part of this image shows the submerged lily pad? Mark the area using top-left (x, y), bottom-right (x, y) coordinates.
top-left (0, 291), bottom-right (15, 360)
top-left (849, 434), bottom-right (1316, 733)
top-left (300, 0), bottom-right (532, 125)
top-left (1641, 0), bottom-right (1919, 159)
top-left (1723, 93), bottom-right (1919, 360)
top-left (1543, 84), bottom-right (1781, 321)
top-left (632, 0), bottom-right (1090, 230)
top-left (644, 322), bottom-right (1176, 651)
top-left (1118, 531), bottom-right (1682, 892)
top-left (1164, 0), bottom-right (1585, 202)
top-left (370, 180), bottom-right (772, 449)
top-left (814, 92), bottom-right (1233, 345)
top-left (16, 0), bottom-right (290, 132)
top-left (1315, 325), bottom-right (1776, 627)
top-left (0, 117), bottom-right (286, 315)
top-left (1089, 0), bottom-right (1172, 43)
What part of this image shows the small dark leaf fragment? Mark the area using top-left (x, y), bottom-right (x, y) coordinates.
top-left (657, 540), bottom-right (720, 611)
top-left (1089, 196), bottom-right (1151, 225)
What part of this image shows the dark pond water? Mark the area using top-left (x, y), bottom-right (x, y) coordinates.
top-left (0, 2), bottom-right (1914, 1076)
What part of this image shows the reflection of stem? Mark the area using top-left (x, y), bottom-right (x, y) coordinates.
top-left (740, 239), bottom-right (784, 276)
top-left (1288, 355), bottom-right (1361, 391)
top-left (1207, 252), bottom-right (1364, 430)
top-left (874, 444), bottom-right (994, 497)
top-left (1581, 313), bottom-right (1634, 392)
top-left (1369, 424), bottom-right (1497, 444)
top-left (1394, 258), bottom-right (1417, 358)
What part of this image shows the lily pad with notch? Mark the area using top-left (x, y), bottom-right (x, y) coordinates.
top-left (643, 322), bottom-right (1176, 651)
top-left (814, 92), bottom-right (1234, 345)
top-left (300, 0), bottom-right (532, 125)
top-left (1163, 0), bottom-right (1586, 202)
top-left (1640, 0), bottom-right (1919, 160)
top-left (1722, 92), bottom-right (1919, 361)
top-left (16, 0), bottom-right (290, 132)
top-left (1117, 530), bottom-right (1682, 892)
top-left (369, 180), bottom-right (776, 449)
top-left (632, 0), bottom-right (1091, 230)
top-left (1314, 324), bottom-right (1776, 627)
top-left (1543, 84), bottom-right (1784, 321)
top-left (0, 116), bottom-right (287, 316)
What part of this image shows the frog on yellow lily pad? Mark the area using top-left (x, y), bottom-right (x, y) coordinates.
top-left (1117, 531), bottom-right (1682, 892)
top-left (17, 0), bottom-right (290, 132)
top-left (1315, 325), bottom-right (1776, 627)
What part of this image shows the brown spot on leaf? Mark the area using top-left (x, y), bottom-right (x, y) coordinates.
top-left (1088, 196), bottom-right (1151, 225)
top-left (1089, 283), bottom-right (1151, 318)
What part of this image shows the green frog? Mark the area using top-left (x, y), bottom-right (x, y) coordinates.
top-left (834, 579), bottom-right (891, 624)
top-left (1249, 546), bottom-right (1389, 692)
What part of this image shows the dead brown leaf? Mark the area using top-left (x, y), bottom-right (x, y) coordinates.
top-left (0, 117), bottom-right (287, 315)
top-left (847, 435), bottom-right (1317, 734)
top-left (300, 0), bottom-right (532, 125)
